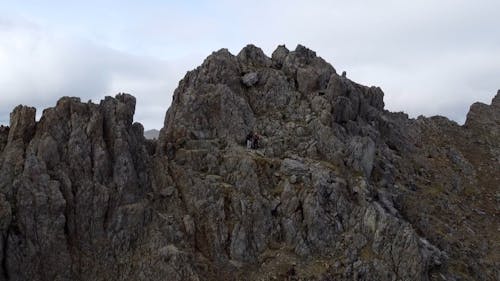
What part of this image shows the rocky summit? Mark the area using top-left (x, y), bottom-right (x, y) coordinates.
top-left (0, 44), bottom-right (498, 281)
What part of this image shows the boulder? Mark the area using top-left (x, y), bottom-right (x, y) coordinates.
top-left (241, 72), bottom-right (258, 87)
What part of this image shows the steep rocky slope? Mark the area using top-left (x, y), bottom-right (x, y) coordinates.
top-left (0, 45), bottom-right (498, 281)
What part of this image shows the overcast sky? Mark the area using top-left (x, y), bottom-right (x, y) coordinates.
top-left (1, 0), bottom-right (499, 129)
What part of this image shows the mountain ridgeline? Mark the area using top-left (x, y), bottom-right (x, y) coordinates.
top-left (0, 44), bottom-right (498, 281)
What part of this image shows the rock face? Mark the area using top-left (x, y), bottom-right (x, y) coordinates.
top-left (0, 44), bottom-right (498, 281)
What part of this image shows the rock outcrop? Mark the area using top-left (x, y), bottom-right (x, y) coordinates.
top-left (0, 44), bottom-right (498, 281)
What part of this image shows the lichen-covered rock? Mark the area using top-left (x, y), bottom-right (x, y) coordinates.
top-left (271, 44), bottom-right (289, 68)
top-left (0, 94), bottom-right (154, 280)
top-left (0, 45), bottom-right (498, 281)
top-left (241, 72), bottom-right (258, 87)
top-left (237, 44), bottom-right (271, 69)
top-left (465, 91), bottom-right (500, 139)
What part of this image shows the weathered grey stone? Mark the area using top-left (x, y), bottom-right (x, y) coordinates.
top-left (8, 105), bottom-right (36, 145)
top-left (347, 136), bottom-right (376, 178)
top-left (241, 72), bottom-right (258, 87)
top-left (0, 126), bottom-right (8, 152)
top-left (333, 96), bottom-right (356, 123)
top-left (280, 158), bottom-right (308, 176)
top-left (237, 44), bottom-right (271, 68)
top-left (271, 44), bottom-right (289, 67)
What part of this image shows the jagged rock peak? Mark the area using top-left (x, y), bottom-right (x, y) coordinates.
top-left (162, 44), bottom-right (388, 155)
top-left (207, 47), bottom-right (233, 58)
top-left (0, 126), bottom-right (8, 152)
top-left (0, 92), bottom-right (153, 280)
top-left (201, 44), bottom-right (329, 70)
top-left (8, 105), bottom-right (36, 145)
top-left (295, 44), bottom-right (317, 59)
top-left (492, 89), bottom-right (500, 106)
top-left (237, 44), bottom-right (271, 67)
top-left (464, 90), bottom-right (500, 130)
top-left (271, 44), bottom-right (289, 66)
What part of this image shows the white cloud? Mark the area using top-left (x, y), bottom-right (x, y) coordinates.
top-left (0, 17), bottom-right (191, 129)
top-left (1, 1), bottom-right (499, 127)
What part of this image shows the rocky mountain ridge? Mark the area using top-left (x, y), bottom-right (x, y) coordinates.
top-left (0, 44), bottom-right (498, 281)
top-left (144, 129), bottom-right (160, 140)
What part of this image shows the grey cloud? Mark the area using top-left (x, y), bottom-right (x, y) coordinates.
top-left (2, 1), bottom-right (499, 128)
top-left (0, 18), bottom-right (191, 130)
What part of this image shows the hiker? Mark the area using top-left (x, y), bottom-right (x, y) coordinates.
top-left (252, 132), bottom-right (260, 149)
top-left (246, 131), bottom-right (253, 149)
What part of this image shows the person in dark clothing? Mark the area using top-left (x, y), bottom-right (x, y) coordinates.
top-left (252, 132), bottom-right (260, 149)
top-left (246, 131), bottom-right (253, 149)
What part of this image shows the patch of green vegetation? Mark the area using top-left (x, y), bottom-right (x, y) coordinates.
top-left (422, 183), bottom-right (446, 197)
top-left (430, 223), bottom-right (451, 240)
top-left (271, 182), bottom-right (285, 197)
top-left (352, 169), bottom-right (365, 179)
top-left (300, 259), bottom-right (331, 278)
top-left (318, 160), bottom-right (339, 172)
top-left (360, 244), bottom-right (379, 261)
top-left (462, 184), bottom-right (479, 197)
top-left (253, 155), bottom-right (272, 166)
top-left (448, 262), bottom-right (472, 279)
